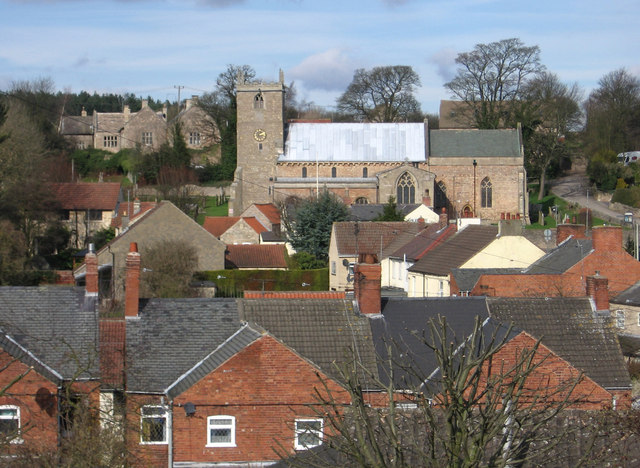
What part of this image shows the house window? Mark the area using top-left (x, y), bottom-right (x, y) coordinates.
top-left (331, 261), bottom-right (336, 276)
top-left (254, 93), bottom-right (264, 109)
top-left (140, 406), bottom-right (168, 444)
top-left (396, 172), bottom-right (416, 204)
top-left (189, 132), bottom-right (201, 145)
top-left (295, 419), bottom-right (323, 450)
top-left (438, 280), bottom-right (444, 297)
top-left (481, 177), bottom-right (492, 208)
top-left (142, 132), bottom-right (153, 146)
top-left (0, 406), bottom-right (20, 442)
top-left (363, 168), bottom-right (368, 178)
top-left (616, 310), bottom-right (625, 329)
top-left (103, 135), bottom-right (118, 148)
top-left (302, 167), bottom-right (307, 178)
top-left (331, 167), bottom-right (337, 178)
top-left (207, 416), bottom-right (235, 447)
top-left (87, 210), bottom-right (102, 221)
top-left (355, 197), bottom-right (368, 204)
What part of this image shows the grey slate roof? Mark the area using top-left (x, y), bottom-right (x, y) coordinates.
top-left (451, 267), bottom-right (521, 292)
top-left (612, 280), bottom-right (640, 306)
top-left (348, 204), bottom-right (420, 222)
top-left (487, 297), bottom-right (631, 390)
top-left (429, 128), bottom-right (522, 158)
top-left (0, 286), bottom-right (99, 382)
top-left (523, 238), bottom-right (593, 275)
top-left (126, 298), bottom-right (244, 393)
top-left (60, 115), bottom-right (93, 135)
top-left (280, 123), bottom-right (427, 162)
top-left (371, 296), bottom-right (494, 389)
top-left (239, 298), bottom-right (379, 386)
top-left (408, 225), bottom-right (498, 275)
top-left (165, 324), bottom-right (263, 399)
top-left (389, 224), bottom-right (455, 261)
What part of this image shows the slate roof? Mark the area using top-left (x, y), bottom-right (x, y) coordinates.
top-left (239, 298), bottom-right (379, 386)
top-left (523, 238), bottom-right (593, 275)
top-left (51, 182), bottom-right (121, 211)
top-left (348, 204), bottom-right (420, 222)
top-left (110, 200), bottom-right (157, 229)
top-left (389, 224), bottom-right (456, 261)
top-left (281, 123), bottom-right (427, 162)
top-left (611, 281), bottom-right (640, 306)
top-left (451, 267), bottom-right (521, 292)
top-left (487, 297), bottom-right (631, 390)
top-left (429, 128), bottom-right (522, 158)
top-left (60, 114), bottom-right (93, 135)
top-left (370, 296), bottom-right (494, 389)
top-left (126, 298), bottom-right (243, 393)
top-left (225, 244), bottom-right (288, 269)
top-left (408, 225), bottom-right (498, 275)
top-left (332, 222), bottom-right (421, 257)
top-left (0, 286), bottom-right (99, 382)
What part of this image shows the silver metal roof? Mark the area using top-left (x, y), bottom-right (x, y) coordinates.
top-left (280, 123), bottom-right (426, 162)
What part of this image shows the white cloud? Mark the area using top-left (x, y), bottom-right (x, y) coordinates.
top-left (289, 48), bottom-right (358, 92)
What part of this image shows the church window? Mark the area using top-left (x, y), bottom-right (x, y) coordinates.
top-left (396, 172), bottom-right (416, 204)
top-left (362, 168), bottom-right (368, 178)
top-left (254, 93), bottom-right (264, 109)
top-left (481, 177), bottom-right (492, 208)
top-left (355, 197), bottom-right (368, 204)
top-left (331, 167), bottom-right (337, 178)
top-left (302, 167), bottom-right (307, 178)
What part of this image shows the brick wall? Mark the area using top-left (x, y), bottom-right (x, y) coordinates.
top-left (470, 332), bottom-right (619, 410)
top-left (171, 335), bottom-right (350, 464)
top-left (0, 349), bottom-right (59, 452)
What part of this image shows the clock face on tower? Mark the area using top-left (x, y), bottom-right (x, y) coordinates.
top-left (254, 128), bottom-right (267, 142)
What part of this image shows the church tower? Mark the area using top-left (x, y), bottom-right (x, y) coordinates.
top-left (230, 70), bottom-right (285, 215)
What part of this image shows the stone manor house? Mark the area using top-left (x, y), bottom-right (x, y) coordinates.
top-left (230, 71), bottom-right (529, 223)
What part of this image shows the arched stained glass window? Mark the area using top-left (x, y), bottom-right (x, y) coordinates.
top-left (481, 177), bottom-right (492, 208)
top-left (396, 172), bottom-right (416, 204)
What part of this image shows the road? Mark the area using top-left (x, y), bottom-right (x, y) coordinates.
top-left (549, 169), bottom-right (627, 225)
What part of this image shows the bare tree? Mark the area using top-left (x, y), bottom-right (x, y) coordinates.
top-left (279, 316), bottom-right (611, 468)
top-left (337, 66), bottom-right (422, 122)
top-left (445, 38), bottom-right (544, 129)
top-left (140, 240), bottom-right (199, 298)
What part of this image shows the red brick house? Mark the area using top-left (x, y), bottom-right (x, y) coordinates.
top-left (452, 225), bottom-right (640, 297)
top-left (0, 271), bottom-right (102, 454)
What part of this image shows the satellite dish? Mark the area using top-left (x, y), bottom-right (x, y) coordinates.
top-left (543, 229), bottom-right (552, 242)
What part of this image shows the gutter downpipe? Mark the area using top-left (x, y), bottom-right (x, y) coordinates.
top-left (168, 398), bottom-right (173, 468)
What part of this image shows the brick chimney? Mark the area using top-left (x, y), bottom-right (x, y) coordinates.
top-left (586, 272), bottom-right (609, 313)
top-left (85, 244), bottom-right (98, 297)
top-left (422, 195), bottom-right (432, 208)
top-left (592, 226), bottom-right (623, 252)
top-left (354, 253), bottom-right (381, 315)
top-left (556, 224), bottom-right (587, 245)
top-left (439, 208), bottom-right (448, 230)
top-left (125, 242), bottom-right (141, 318)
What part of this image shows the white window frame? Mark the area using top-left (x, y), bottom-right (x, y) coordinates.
top-left (0, 405), bottom-right (22, 444)
top-left (331, 261), bottom-right (336, 276)
top-left (140, 405), bottom-right (168, 444)
top-left (103, 135), bottom-right (118, 148)
top-left (207, 415), bottom-right (236, 447)
top-left (142, 132), bottom-right (153, 146)
top-left (295, 418), bottom-right (323, 450)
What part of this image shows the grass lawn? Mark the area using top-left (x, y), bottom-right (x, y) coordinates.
top-left (527, 185), bottom-right (607, 229)
top-left (197, 197), bottom-right (228, 224)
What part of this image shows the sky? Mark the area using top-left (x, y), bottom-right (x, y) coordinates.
top-left (0, 0), bottom-right (638, 114)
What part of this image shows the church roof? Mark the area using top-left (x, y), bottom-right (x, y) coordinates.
top-left (429, 129), bottom-right (522, 158)
top-left (280, 122), bottom-right (426, 162)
